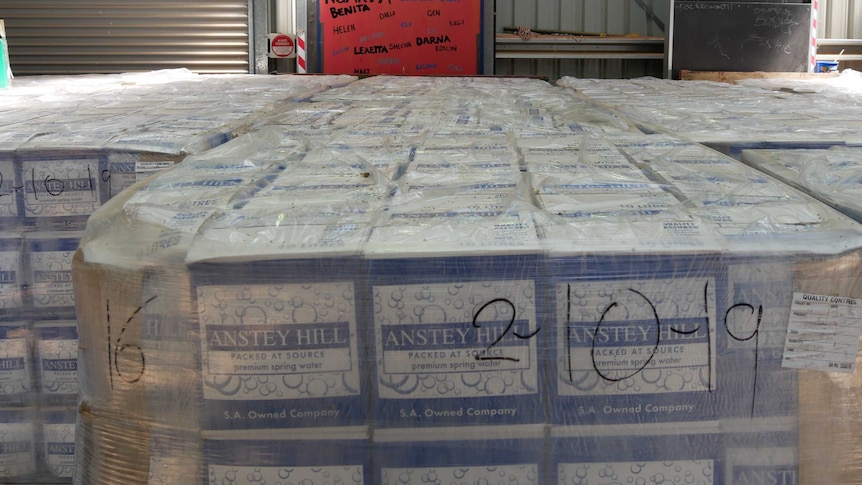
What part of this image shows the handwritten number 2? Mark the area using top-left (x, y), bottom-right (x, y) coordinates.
top-left (472, 298), bottom-right (539, 362)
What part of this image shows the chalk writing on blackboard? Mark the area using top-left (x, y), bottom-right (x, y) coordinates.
top-left (753, 7), bottom-right (801, 35)
top-left (741, 35), bottom-right (793, 55)
top-left (677, 2), bottom-right (735, 11)
top-left (709, 34), bottom-right (731, 60)
top-left (671, 2), bottom-right (810, 76)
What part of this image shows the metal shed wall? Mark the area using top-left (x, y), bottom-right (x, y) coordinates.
top-left (494, 0), bottom-right (670, 80)
top-left (820, 0), bottom-right (862, 38)
top-left (0, 0), bottom-right (251, 75)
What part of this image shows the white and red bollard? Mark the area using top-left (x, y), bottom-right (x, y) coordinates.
top-left (297, 30), bottom-right (307, 74)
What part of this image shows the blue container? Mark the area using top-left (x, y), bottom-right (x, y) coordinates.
top-left (815, 61), bottom-right (839, 73)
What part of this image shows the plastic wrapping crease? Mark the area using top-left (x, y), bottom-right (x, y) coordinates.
top-left (741, 147), bottom-right (862, 224)
top-left (67, 75), bottom-right (862, 484)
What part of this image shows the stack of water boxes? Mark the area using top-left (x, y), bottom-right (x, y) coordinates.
top-left (557, 77), bottom-right (862, 158)
top-left (739, 146), bottom-right (862, 482)
top-left (740, 147), bottom-right (862, 223)
top-left (0, 71), bottom-right (355, 483)
top-left (72, 75), bottom-right (862, 483)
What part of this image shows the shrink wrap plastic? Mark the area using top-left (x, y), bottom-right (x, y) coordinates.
top-left (558, 76), bottom-right (862, 158)
top-left (0, 70), bottom-right (355, 484)
top-left (70, 75), bottom-right (862, 484)
top-left (734, 69), bottom-right (862, 107)
top-left (741, 147), bottom-right (862, 223)
top-left (0, 70), bottom-right (354, 231)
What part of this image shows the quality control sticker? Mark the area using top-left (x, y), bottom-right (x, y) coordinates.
top-left (783, 292), bottom-right (862, 373)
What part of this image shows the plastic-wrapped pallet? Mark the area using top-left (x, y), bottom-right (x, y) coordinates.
top-left (734, 69), bottom-right (862, 107)
top-left (0, 70), bottom-right (356, 231)
top-left (529, 135), bottom-right (847, 484)
top-left (741, 146), bottom-right (862, 223)
top-left (73, 75), bottom-right (862, 484)
top-left (558, 76), bottom-right (862, 158)
top-left (0, 70), bottom-right (356, 484)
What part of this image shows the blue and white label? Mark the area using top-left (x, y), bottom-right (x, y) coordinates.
top-left (557, 277), bottom-right (716, 398)
top-left (198, 282), bottom-right (360, 401)
top-left (374, 280), bottom-right (538, 400)
top-left (207, 465), bottom-right (364, 484)
top-left (42, 422), bottom-right (75, 478)
top-left (37, 338), bottom-right (78, 395)
top-left (21, 158), bottom-right (100, 217)
top-left (382, 464), bottom-right (537, 485)
top-left (726, 445), bottom-right (797, 485)
top-left (0, 421), bottom-right (35, 477)
top-left (206, 322), bottom-right (352, 376)
top-left (29, 249), bottom-right (75, 308)
top-left (0, 162), bottom-right (19, 218)
top-left (0, 251), bottom-right (20, 310)
top-left (0, 337), bottom-right (30, 396)
top-left (559, 460), bottom-right (715, 485)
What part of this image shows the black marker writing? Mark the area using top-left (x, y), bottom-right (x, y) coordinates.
top-left (568, 281), bottom-right (713, 392)
top-left (724, 303), bottom-right (762, 417)
top-left (106, 295), bottom-right (157, 389)
top-left (472, 298), bottom-right (539, 362)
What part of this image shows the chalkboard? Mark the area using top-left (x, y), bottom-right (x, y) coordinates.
top-left (670, 1), bottom-right (811, 78)
top-left (319, 0), bottom-right (484, 76)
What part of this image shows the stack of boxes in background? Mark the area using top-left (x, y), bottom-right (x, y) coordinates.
top-left (558, 76), bottom-right (862, 158)
top-left (71, 75), bottom-right (862, 484)
top-left (741, 147), bottom-right (862, 223)
top-left (0, 71), bottom-right (355, 483)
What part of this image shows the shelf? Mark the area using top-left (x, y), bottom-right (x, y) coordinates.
top-left (495, 34), bottom-right (665, 60)
top-left (816, 39), bottom-right (862, 61)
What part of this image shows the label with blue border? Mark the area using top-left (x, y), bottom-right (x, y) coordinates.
top-left (193, 259), bottom-right (367, 430)
top-left (550, 255), bottom-right (724, 425)
top-left (369, 254), bottom-right (543, 427)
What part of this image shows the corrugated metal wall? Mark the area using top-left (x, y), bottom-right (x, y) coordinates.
top-left (820, 0), bottom-right (862, 38)
top-left (1, 0), bottom-right (857, 78)
top-left (0, 0), bottom-right (250, 75)
top-left (494, 0), bottom-right (670, 79)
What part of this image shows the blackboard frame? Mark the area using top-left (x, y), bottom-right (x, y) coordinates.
top-left (667, 1), bottom-right (812, 79)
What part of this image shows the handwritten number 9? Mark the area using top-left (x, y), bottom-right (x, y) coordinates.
top-left (724, 303), bottom-right (763, 416)
top-left (472, 298), bottom-right (539, 362)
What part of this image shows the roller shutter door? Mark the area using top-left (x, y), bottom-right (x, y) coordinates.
top-left (0, 0), bottom-right (250, 75)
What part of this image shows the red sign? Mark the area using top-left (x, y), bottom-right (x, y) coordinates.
top-left (270, 34), bottom-right (296, 58)
top-left (320, 0), bottom-right (482, 75)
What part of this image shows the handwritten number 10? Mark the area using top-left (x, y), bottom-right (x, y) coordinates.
top-left (582, 284), bottom-right (711, 388)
